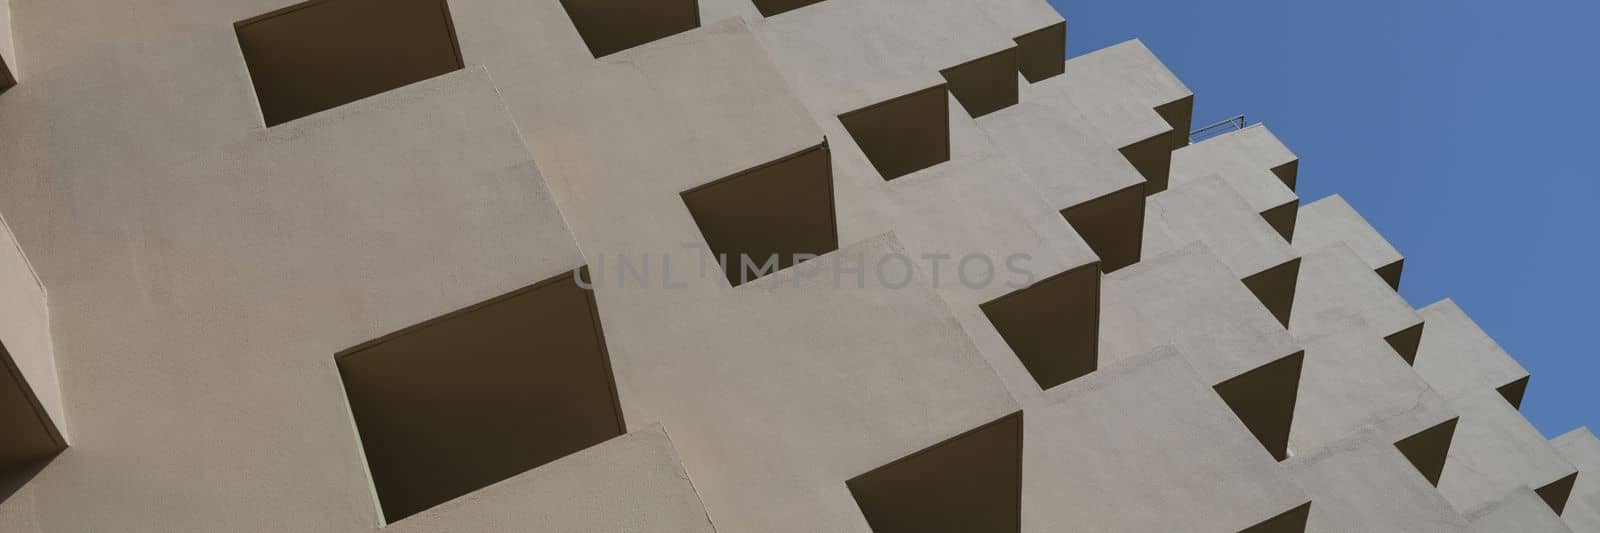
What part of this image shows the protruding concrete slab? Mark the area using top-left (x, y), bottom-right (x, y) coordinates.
top-left (1439, 388), bottom-right (1579, 519)
top-left (1414, 299), bottom-right (1532, 405)
top-left (1286, 432), bottom-right (1473, 532)
top-left (848, 412), bottom-right (1023, 533)
top-left (383, 426), bottom-right (716, 533)
top-left (235, 0), bottom-right (466, 127)
top-left (1025, 347), bottom-right (1311, 532)
top-left (1147, 175), bottom-right (1302, 326)
top-left (1292, 195), bottom-right (1405, 290)
top-left (1100, 243), bottom-right (1304, 459)
top-left (1054, 40), bottom-right (1194, 190)
top-left (1466, 487), bottom-right (1576, 533)
top-left (1286, 330), bottom-right (1459, 460)
top-left (978, 96), bottom-right (1149, 271)
top-left (977, 0), bottom-right (1065, 82)
top-left (1552, 428), bottom-right (1600, 531)
top-left (1289, 244), bottom-right (1421, 351)
top-left (0, 213), bottom-right (66, 473)
top-left (1172, 125), bottom-right (1301, 240)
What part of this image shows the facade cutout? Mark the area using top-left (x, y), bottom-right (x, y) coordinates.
top-left (751, 0), bottom-right (826, 17)
top-left (1239, 502), bottom-right (1311, 533)
top-left (557, 0), bottom-right (698, 58)
top-left (1213, 352), bottom-right (1304, 461)
top-left (838, 85), bottom-right (951, 181)
top-left (1241, 258), bottom-right (1301, 329)
top-left (1062, 183), bottom-right (1145, 273)
top-left (1, 339), bottom-right (66, 475)
top-left (1395, 417), bottom-right (1459, 486)
top-left (980, 264), bottom-right (1100, 390)
top-left (1013, 22), bottom-right (1065, 83)
top-left (847, 412), bottom-right (1023, 533)
top-left (1384, 322), bottom-right (1425, 366)
top-left (235, 0), bottom-right (465, 127)
top-left (337, 271), bottom-right (625, 522)
top-left (940, 49), bottom-right (1019, 119)
top-left (682, 143), bottom-right (838, 287)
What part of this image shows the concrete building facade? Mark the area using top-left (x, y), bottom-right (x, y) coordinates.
top-left (0, 0), bottom-right (1591, 531)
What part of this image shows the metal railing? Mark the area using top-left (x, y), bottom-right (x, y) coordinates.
top-left (1188, 115), bottom-right (1248, 144)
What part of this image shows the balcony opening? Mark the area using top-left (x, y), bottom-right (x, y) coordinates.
top-left (1061, 183), bottom-right (1145, 273)
top-left (1375, 259), bottom-right (1404, 291)
top-left (752, 0), bottom-right (826, 17)
top-left (1535, 472), bottom-right (1578, 515)
top-left (1013, 22), bottom-right (1064, 83)
top-left (558, 0), bottom-right (698, 58)
top-left (1213, 351), bottom-right (1303, 461)
top-left (683, 143), bottom-right (838, 287)
top-left (1262, 200), bottom-right (1298, 243)
top-left (337, 270), bottom-right (625, 522)
top-left (1, 339), bottom-right (66, 476)
top-left (1384, 322), bottom-right (1425, 366)
top-left (1394, 418), bottom-right (1458, 487)
top-left (1239, 502), bottom-right (1311, 533)
top-left (1241, 258), bottom-right (1300, 329)
top-left (839, 85), bottom-right (950, 181)
top-left (1119, 130), bottom-right (1175, 194)
top-left (848, 412), bottom-right (1022, 533)
top-left (980, 263), bottom-right (1100, 390)
top-left (941, 48), bottom-right (1018, 119)
top-left (235, 0), bottom-right (465, 127)
top-left (1154, 96), bottom-right (1194, 152)
top-left (1497, 376), bottom-right (1529, 410)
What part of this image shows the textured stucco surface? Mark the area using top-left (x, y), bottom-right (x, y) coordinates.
top-left (0, 0), bottom-right (1592, 531)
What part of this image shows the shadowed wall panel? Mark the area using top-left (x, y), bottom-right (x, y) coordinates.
top-left (0, 340), bottom-right (65, 473)
top-left (338, 271), bottom-right (624, 522)
top-left (1241, 258), bottom-right (1300, 329)
top-left (1062, 183), bottom-right (1145, 272)
top-left (235, 0), bottom-right (464, 127)
top-left (848, 412), bottom-right (1023, 533)
top-left (941, 49), bottom-right (1019, 119)
top-left (558, 0), bottom-right (698, 58)
top-left (1013, 22), bottom-right (1064, 83)
top-left (682, 143), bottom-right (838, 287)
top-left (1214, 352), bottom-right (1303, 461)
top-left (839, 85), bottom-right (951, 181)
top-left (980, 264), bottom-right (1099, 390)
top-left (752, 0), bottom-right (826, 17)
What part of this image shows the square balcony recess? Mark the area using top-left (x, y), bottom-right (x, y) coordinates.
top-left (981, 263), bottom-right (1100, 390)
top-left (1062, 183), bottom-right (1145, 273)
top-left (1013, 22), bottom-right (1065, 83)
top-left (683, 143), bottom-right (839, 287)
top-left (848, 412), bottom-right (1023, 533)
top-left (559, 0), bottom-right (699, 58)
top-left (752, 0), bottom-right (826, 17)
top-left (337, 270), bottom-right (624, 522)
top-left (839, 85), bottom-right (951, 181)
top-left (940, 49), bottom-right (1019, 119)
top-left (1, 340), bottom-right (66, 475)
top-left (235, 0), bottom-right (465, 127)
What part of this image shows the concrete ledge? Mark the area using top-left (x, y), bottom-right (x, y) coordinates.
top-left (1173, 125), bottom-right (1301, 233)
top-left (1285, 432), bottom-right (1473, 531)
top-left (1026, 347), bottom-right (1310, 532)
top-left (0, 213), bottom-right (65, 473)
top-left (1439, 388), bottom-right (1579, 518)
top-left (1466, 486), bottom-right (1576, 533)
top-left (384, 426), bottom-right (716, 533)
top-left (1414, 299), bottom-right (1531, 405)
top-left (1289, 243), bottom-right (1420, 347)
top-left (1292, 195), bottom-right (1404, 290)
top-left (1147, 175), bottom-right (1302, 326)
top-left (1288, 329), bottom-right (1459, 460)
top-left (1552, 428), bottom-right (1600, 531)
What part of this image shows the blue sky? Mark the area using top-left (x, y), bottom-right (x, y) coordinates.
top-left (1049, 0), bottom-right (1598, 437)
